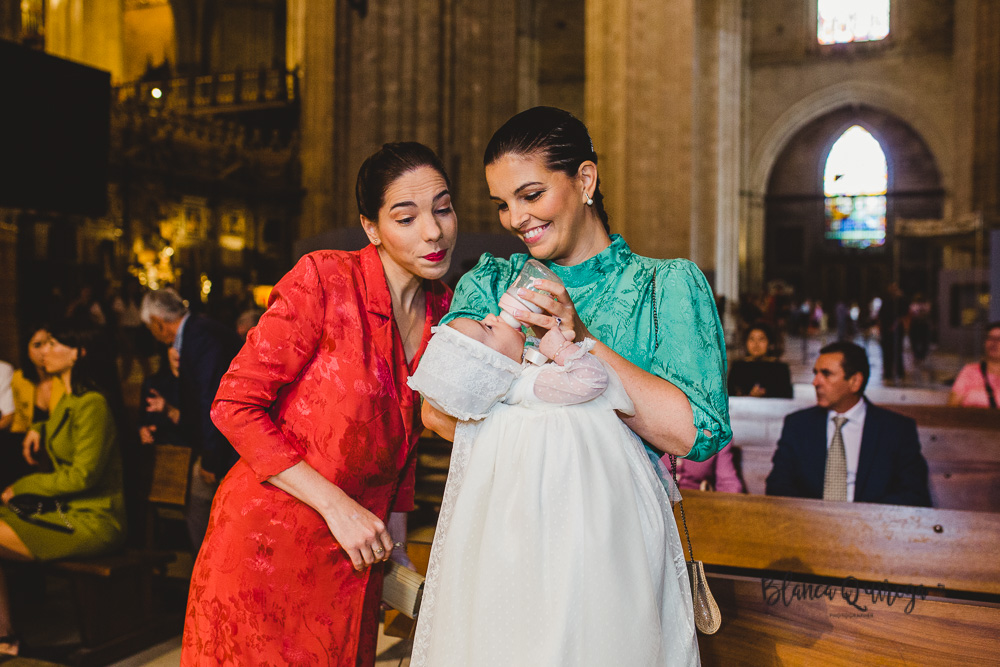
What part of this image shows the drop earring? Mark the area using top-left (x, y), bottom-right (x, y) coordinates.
top-left (584, 192), bottom-right (594, 206)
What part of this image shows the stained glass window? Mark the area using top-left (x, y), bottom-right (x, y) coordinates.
top-left (824, 126), bottom-right (887, 249)
top-left (818, 0), bottom-right (890, 45)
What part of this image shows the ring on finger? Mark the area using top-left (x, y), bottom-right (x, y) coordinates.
top-left (374, 545), bottom-right (385, 555)
top-left (555, 316), bottom-right (562, 326)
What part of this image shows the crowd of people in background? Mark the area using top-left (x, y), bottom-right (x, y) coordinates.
top-left (734, 281), bottom-right (966, 387)
top-left (0, 275), bottom-right (264, 656)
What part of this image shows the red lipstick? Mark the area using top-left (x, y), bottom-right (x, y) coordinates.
top-left (424, 250), bottom-right (447, 262)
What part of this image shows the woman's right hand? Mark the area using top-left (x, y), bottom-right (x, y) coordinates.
top-left (22, 430), bottom-right (41, 466)
top-left (268, 461), bottom-right (396, 571)
top-left (322, 494), bottom-right (395, 572)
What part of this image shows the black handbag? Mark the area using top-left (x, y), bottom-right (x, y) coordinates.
top-left (6, 493), bottom-right (75, 533)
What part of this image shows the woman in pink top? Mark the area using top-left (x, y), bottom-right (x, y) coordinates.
top-left (667, 443), bottom-right (745, 493)
top-left (948, 321), bottom-right (1000, 408)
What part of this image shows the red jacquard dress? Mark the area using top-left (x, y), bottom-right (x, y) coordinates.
top-left (181, 245), bottom-right (451, 666)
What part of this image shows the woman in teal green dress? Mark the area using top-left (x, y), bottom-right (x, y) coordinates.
top-left (422, 106), bottom-right (731, 463)
top-left (0, 323), bottom-right (126, 656)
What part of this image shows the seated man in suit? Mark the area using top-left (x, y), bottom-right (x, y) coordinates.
top-left (766, 341), bottom-right (931, 506)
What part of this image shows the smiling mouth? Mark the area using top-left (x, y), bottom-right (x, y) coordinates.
top-left (424, 250), bottom-right (448, 262)
top-left (520, 223), bottom-right (550, 244)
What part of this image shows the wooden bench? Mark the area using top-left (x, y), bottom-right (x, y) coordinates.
top-left (729, 398), bottom-right (1000, 511)
top-left (16, 444), bottom-right (190, 665)
top-left (677, 491), bottom-right (1000, 665)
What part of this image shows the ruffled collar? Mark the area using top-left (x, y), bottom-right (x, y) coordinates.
top-left (544, 234), bottom-right (632, 288)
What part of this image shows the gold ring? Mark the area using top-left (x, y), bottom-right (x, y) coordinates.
top-left (374, 546), bottom-right (385, 555)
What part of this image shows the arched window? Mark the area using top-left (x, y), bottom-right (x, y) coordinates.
top-left (824, 125), bottom-right (887, 249)
top-left (818, 0), bottom-right (890, 45)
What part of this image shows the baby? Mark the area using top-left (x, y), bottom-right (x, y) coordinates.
top-left (436, 314), bottom-right (609, 409)
top-left (407, 314), bottom-right (694, 667)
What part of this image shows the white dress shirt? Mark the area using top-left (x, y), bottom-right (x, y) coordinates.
top-left (826, 398), bottom-right (867, 502)
top-left (0, 360), bottom-right (14, 417)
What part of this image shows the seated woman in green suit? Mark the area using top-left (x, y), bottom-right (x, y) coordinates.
top-left (0, 322), bottom-right (126, 656)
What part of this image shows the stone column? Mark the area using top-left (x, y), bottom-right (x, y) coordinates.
top-left (303, 0), bottom-right (529, 238)
top-left (696, 0), bottom-right (743, 331)
top-left (586, 0), bottom-right (743, 329)
top-left (952, 0), bottom-right (1000, 228)
top-left (44, 0), bottom-right (124, 82)
top-left (296, 1), bottom-right (336, 239)
top-left (0, 0), bottom-right (19, 41)
top-left (585, 0), bottom-right (695, 260)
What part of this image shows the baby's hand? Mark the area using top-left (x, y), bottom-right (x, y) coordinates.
top-left (539, 327), bottom-right (576, 363)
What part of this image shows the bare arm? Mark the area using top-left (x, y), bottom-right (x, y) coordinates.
top-left (587, 339), bottom-right (697, 455)
top-left (268, 460), bottom-right (395, 571)
top-left (421, 399), bottom-right (457, 442)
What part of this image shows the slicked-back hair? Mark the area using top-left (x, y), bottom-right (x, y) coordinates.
top-left (483, 106), bottom-right (610, 234)
top-left (355, 142), bottom-right (451, 222)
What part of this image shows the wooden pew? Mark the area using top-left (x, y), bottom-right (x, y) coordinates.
top-left (15, 444), bottom-right (189, 666)
top-left (728, 398), bottom-right (1000, 512)
top-left (677, 491), bottom-right (1000, 665)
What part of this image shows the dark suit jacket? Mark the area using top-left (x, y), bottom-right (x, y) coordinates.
top-left (765, 400), bottom-right (932, 507)
top-left (179, 315), bottom-right (243, 477)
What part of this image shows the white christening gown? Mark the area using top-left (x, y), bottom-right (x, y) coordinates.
top-left (410, 344), bottom-right (700, 666)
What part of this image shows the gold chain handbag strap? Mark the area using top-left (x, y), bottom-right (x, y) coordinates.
top-left (652, 268), bottom-right (722, 634)
top-left (651, 268), bottom-right (695, 563)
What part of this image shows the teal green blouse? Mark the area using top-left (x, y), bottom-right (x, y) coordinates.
top-left (441, 234), bottom-right (732, 461)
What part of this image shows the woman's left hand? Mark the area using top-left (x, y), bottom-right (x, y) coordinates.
top-left (1, 487), bottom-right (13, 504)
top-left (512, 279), bottom-right (589, 342)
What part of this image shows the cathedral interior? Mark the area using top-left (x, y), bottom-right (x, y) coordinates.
top-left (1, 0), bottom-right (997, 363)
top-left (0, 1), bottom-right (999, 665)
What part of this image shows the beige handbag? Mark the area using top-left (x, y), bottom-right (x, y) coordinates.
top-left (381, 559), bottom-right (425, 620)
top-left (651, 267), bottom-right (722, 634)
top-left (669, 454), bottom-right (723, 635)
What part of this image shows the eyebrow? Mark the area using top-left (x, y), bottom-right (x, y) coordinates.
top-left (388, 189), bottom-right (451, 212)
top-left (489, 181), bottom-right (543, 201)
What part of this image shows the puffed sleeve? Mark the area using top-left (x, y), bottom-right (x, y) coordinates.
top-left (651, 259), bottom-right (732, 462)
top-left (211, 254), bottom-right (327, 482)
top-left (440, 253), bottom-right (516, 325)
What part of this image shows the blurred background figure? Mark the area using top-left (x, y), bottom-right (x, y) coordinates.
top-left (2, 327), bottom-right (65, 490)
top-left (141, 288), bottom-right (241, 551)
top-left (0, 322), bottom-right (127, 657)
top-left (138, 348), bottom-right (182, 447)
top-left (947, 321), bottom-right (1000, 408)
top-left (235, 307), bottom-right (264, 340)
top-left (112, 275), bottom-right (153, 378)
top-left (64, 283), bottom-right (107, 329)
top-left (0, 360), bottom-right (12, 433)
top-left (728, 322), bottom-right (793, 398)
top-left (908, 293), bottom-right (933, 368)
top-left (669, 445), bottom-right (745, 494)
top-left (878, 283), bottom-right (907, 384)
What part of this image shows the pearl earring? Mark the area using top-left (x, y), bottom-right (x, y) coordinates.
top-left (372, 238), bottom-right (381, 246)
top-left (584, 192), bottom-right (594, 207)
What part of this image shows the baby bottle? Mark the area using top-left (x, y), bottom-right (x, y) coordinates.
top-left (522, 335), bottom-right (547, 366)
top-left (497, 259), bottom-right (562, 329)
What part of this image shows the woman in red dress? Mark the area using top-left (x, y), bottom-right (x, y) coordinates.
top-left (181, 143), bottom-right (457, 666)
